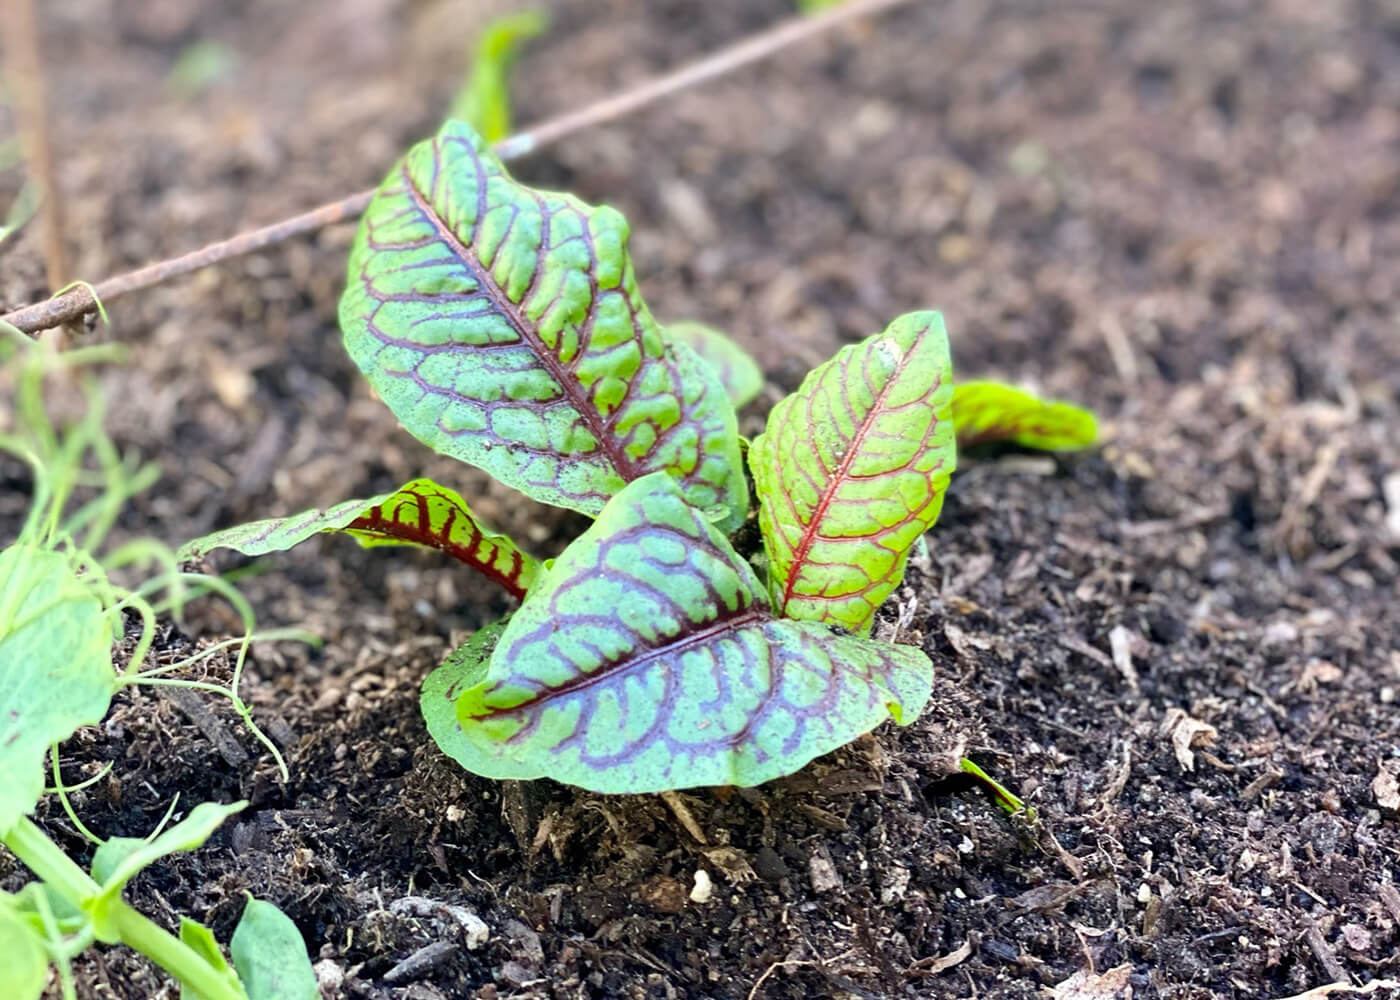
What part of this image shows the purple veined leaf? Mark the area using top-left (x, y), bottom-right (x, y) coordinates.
top-left (663, 321), bottom-right (765, 409)
top-left (177, 478), bottom-right (541, 600)
top-left (421, 472), bottom-right (932, 793)
top-left (951, 380), bottom-right (1098, 451)
top-left (749, 312), bottom-right (956, 635)
top-left (339, 120), bottom-right (747, 532)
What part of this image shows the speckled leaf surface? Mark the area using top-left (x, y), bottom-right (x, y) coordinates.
top-left (433, 473), bottom-right (931, 793)
top-left (750, 312), bottom-right (956, 634)
top-left (951, 380), bottom-right (1098, 451)
top-left (177, 478), bottom-right (540, 599)
top-left (665, 321), bottom-right (764, 409)
top-left (340, 120), bottom-right (746, 530)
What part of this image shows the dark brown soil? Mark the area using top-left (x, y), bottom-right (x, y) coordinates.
top-left (3, 1), bottom-right (1399, 998)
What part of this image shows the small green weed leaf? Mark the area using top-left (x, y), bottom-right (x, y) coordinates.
top-left (179, 478), bottom-right (541, 599)
top-left (178, 918), bottom-right (243, 1000)
top-left (665, 322), bottom-right (764, 409)
top-left (88, 801), bottom-right (245, 940)
top-left (0, 893), bottom-right (49, 1000)
top-left (797, 0), bottom-right (847, 11)
top-left (448, 10), bottom-right (548, 142)
top-left (750, 312), bottom-right (956, 634)
top-left (230, 899), bottom-right (317, 1000)
top-left (439, 472), bottom-right (931, 793)
top-left (0, 546), bottom-right (115, 836)
top-left (951, 381), bottom-right (1097, 451)
top-left (959, 757), bottom-right (1036, 820)
top-left (341, 120), bottom-right (747, 530)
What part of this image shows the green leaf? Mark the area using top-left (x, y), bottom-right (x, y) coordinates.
top-left (797, 0), bottom-right (847, 11)
top-left (229, 899), bottom-right (317, 1000)
top-left (178, 478), bottom-right (541, 599)
top-left (0, 179), bottom-right (40, 247)
top-left (951, 380), bottom-right (1098, 451)
top-left (434, 472), bottom-right (931, 793)
top-left (0, 546), bottom-right (116, 836)
top-left (340, 119), bottom-right (747, 531)
top-left (750, 312), bottom-right (956, 634)
top-left (178, 918), bottom-right (243, 1000)
top-left (448, 10), bottom-right (548, 143)
top-left (421, 619), bottom-right (517, 770)
top-left (0, 893), bottom-right (49, 1000)
top-left (88, 801), bottom-right (246, 941)
top-left (664, 322), bottom-right (764, 409)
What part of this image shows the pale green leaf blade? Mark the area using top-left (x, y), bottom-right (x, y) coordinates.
top-left (0, 894), bottom-right (49, 1000)
top-left (91, 801), bottom-right (247, 895)
top-left (178, 478), bottom-right (541, 599)
top-left (0, 546), bottom-right (116, 835)
top-left (440, 472), bottom-right (931, 793)
top-left (230, 899), bottom-right (317, 1000)
top-left (951, 380), bottom-right (1098, 451)
top-left (340, 120), bottom-right (747, 530)
top-left (176, 496), bottom-right (390, 561)
top-left (448, 10), bottom-right (548, 142)
top-left (664, 322), bottom-right (764, 409)
top-left (178, 918), bottom-right (242, 1000)
top-left (750, 312), bottom-right (956, 634)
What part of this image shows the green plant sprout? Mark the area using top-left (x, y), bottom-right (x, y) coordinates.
top-left (182, 119), bottom-right (1097, 796)
top-left (448, 9), bottom-right (549, 143)
top-left (0, 335), bottom-right (316, 1000)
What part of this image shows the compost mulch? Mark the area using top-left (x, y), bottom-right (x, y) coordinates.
top-left (2, 1), bottom-right (1398, 997)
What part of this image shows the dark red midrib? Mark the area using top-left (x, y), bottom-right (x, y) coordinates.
top-left (398, 163), bottom-right (642, 482)
top-left (503, 606), bottom-right (768, 716)
top-left (347, 508), bottom-right (529, 601)
top-left (777, 341), bottom-right (924, 616)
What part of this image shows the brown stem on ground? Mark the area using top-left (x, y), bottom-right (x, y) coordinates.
top-left (2, 0), bottom-right (69, 292)
top-left (0, 0), bottom-right (920, 338)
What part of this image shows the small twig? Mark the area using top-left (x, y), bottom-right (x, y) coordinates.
top-left (2, 0), bottom-right (69, 290)
top-left (1, 0), bottom-right (919, 337)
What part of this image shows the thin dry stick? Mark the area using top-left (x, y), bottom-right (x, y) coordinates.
top-left (1, 0), bottom-right (920, 337)
top-left (2, 0), bottom-right (69, 290)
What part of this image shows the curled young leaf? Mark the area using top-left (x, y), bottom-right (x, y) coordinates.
top-left (426, 472), bottom-right (931, 793)
top-left (448, 10), bottom-right (548, 142)
top-left (340, 120), bottom-right (747, 530)
top-left (951, 381), bottom-right (1098, 451)
top-left (664, 321), bottom-right (764, 409)
top-left (750, 312), bottom-right (956, 634)
top-left (177, 478), bottom-right (540, 599)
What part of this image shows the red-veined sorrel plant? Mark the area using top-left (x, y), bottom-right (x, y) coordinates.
top-left (181, 119), bottom-right (1096, 795)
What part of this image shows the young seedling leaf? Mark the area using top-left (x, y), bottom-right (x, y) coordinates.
top-left (91, 800), bottom-right (246, 887)
top-left (0, 894), bottom-right (49, 1000)
top-left (88, 801), bottom-right (246, 942)
top-left (178, 478), bottom-right (541, 599)
top-left (229, 899), bottom-right (318, 1000)
top-left (664, 321), bottom-right (764, 409)
top-left (750, 312), bottom-right (956, 634)
top-left (340, 120), bottom-right (747, 531)
top-left (448, 10), bottom-right (548, 142)
top-left (959, 757), bottom-right (1036, 820)
top-left (177, 918), bottom-right (243, 1000)
top-left (0, 896), bottom-right (48, 997)
top-left (0, 546), bottom-right (116, 836)
top-left (435, 472), bottom-right (932, 793)
top-left (951, 380), bottom-right (1098, 451)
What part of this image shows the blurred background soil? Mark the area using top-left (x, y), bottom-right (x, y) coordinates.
top-left (2, 1), bottom-right (1398, 997)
